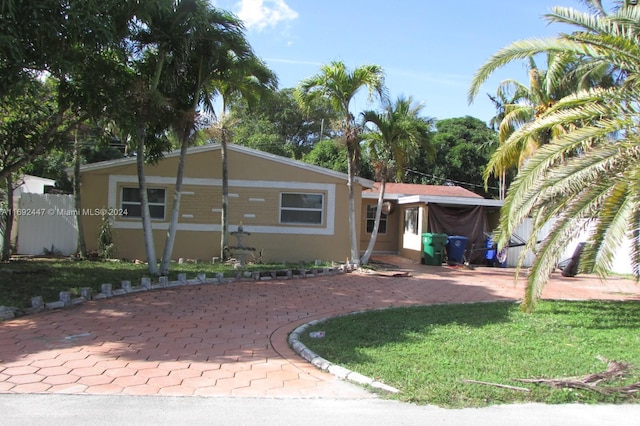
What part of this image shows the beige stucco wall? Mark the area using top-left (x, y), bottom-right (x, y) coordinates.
top-left (79, 146), bottom-right (361, 264)
top-left (359, 199), bottom-right (399, 254)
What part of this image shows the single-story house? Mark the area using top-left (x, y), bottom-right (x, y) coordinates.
top-left (360, 183), bottom-right (504, 264)
top-left (78, 143), bottom-right (374, 263)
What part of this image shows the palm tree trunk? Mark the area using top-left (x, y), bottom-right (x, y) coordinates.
top-left (136, 130), bottom-right (159, 276)
top-left (346, 143), bottom-right (359, 265)
top-left (220, 128), bottom-right (229, 260)
top-left (73, 131), bottom-right (87, 259)
top-left (159, 129), bottom-right (189, 275)
top-left (160, 64), bottom-right (202, 275)
top-left (135, 52), bottom-right (166, 276)
top-left (360, 179), bottom-right (386, 265)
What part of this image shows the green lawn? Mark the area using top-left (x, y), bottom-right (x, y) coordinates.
top-left (299, 301), bottom-right (640, 408)
top-left (0, 257), bottom-right (304, 308)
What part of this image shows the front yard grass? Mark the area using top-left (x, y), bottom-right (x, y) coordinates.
top-left (0, 257), bottom-right (302, 308)
top-left (299, 300), bottom-right (640, 408)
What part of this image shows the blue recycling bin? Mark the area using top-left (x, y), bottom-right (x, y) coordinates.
top-left (486, 236), bottom-right (496, 266)
top-left (486, 236), bottom-right (507, 267)
top-left (446, 235), bottom-right (468, 264)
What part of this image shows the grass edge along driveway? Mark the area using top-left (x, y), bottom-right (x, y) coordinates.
top-left (300, 300), bottom-right (640, 408)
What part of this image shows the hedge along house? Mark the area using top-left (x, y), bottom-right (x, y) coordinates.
top-left (360, 183), bottom-right (504, 264)
top-left (78, 143), bottom-right (374, 264)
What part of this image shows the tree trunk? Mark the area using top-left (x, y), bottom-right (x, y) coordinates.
top-left (360, 179), bottom-right (386, 265)
top-left (134, 52), bottom-right (165, 276)
top-left (136, 130), bottom-right (159, 276)
top-left (159, 128), bottom-right (189, 275)
top-left (346, 142), bottom-right (359, 265)
top-left (1, 174), bottom-right (14, 261)
top-left (220, 129), bottom-right (230, 260)
top-left (74, 132), bottom-right (87, 259)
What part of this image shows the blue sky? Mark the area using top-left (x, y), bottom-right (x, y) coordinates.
top-left (212, 0), bottom-right (589, 124)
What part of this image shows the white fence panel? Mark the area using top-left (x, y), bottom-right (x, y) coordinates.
top-left (16, 194), bottom-right (78, 256)
top-left (505, 218), bottom-right (633, 275)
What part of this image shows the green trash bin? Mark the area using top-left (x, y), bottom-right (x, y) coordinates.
top-left (422, 233), bottom-right (448, 265)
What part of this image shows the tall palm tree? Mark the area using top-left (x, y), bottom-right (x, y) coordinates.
top-left (159, 2), bottom-right (252, 275)
top-left (468, 3), bottom-right (640, 311)
top-left (127, 0), bottom-right (195, 275)
top-left (359, 96), bottom-right (434, 264)
top-left (209, 54), bottom-right (278, 259)
top-left (484, 54), bottom-right (616, 188)
top-left (486, 86), bottom-right (515, 200)
top-left (483, 56), bottom-right (560, 201)
top-left (296, 61), bottom-right (387, 264)
top-left (486, 51), bottom-right (616, 200)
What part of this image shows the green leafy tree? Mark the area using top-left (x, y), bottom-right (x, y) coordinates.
top-left (0, 1), bottom-right (140, 179)
top-left (229, 117), bottom-right (296, 157)
top-left (0, 78), bottom-right (59, 260)
top-left (302, 139), bottom-right (349, 173)
top-left (412, 117), bottom-right (498, 197)
top-left (1, 1), bottom-right (152, 263)
top-left (359, 96), bottom-right (435, 264)
top-left (296, 61), bottom-right (387, 263)
top-left (468, 2), bottom-right (640, 311)
top-left (228, 88), bottom-right (340, 159)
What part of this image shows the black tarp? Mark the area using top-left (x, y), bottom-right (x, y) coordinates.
top-left (427, 204), bottom-right (487, 264)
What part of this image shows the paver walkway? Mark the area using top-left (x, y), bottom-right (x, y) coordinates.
top-left (1, 256), bottom-right (639, 398)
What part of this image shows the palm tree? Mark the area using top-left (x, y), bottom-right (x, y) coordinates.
top-left (483, 56), bottom-right (560, 201)
top-left (486, 86), bottom-right (515, 200)
top-left (468, 3), bottom-right (640, 311)
top-left (484, 54), bottom-right (616, 189)
top-left (359, 96), bottom-right (434, 264)
top-left (127, 0), bottom-right (193, 275)
top-left (159, 2), bottom-right (253, 275)
top-left (209, 54), bottom-right (278, 260)
top-left (296, 61), bottom-right (387, 264)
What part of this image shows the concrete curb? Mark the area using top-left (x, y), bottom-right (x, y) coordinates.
top-left (288, 316), bottom-right (401, 394)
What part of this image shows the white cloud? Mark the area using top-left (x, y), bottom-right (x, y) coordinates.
top-left (235, 0), bottom-right (298, 31)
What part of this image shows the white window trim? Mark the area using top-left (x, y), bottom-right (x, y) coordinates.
top-left (107, 175), bottom-right (336, 235)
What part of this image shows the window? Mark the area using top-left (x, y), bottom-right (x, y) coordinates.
top-left (366, 205), bottom-right (387, 234)
top-left (121, 187), bottom-right (166, 219)
top-left (280, 193), bottom-right (323, 224)
top-left (404, 207), bottom-right (419, 235)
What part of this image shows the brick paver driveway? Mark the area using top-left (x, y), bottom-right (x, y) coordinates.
top-left (1, 256), bottom-right (638, 397)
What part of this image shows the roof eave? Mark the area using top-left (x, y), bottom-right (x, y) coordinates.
top-left (76, 143), bottom-right (374, 187)
top-left (397, 194), bottom-right (504, 207)
top-left (364, 192), bottom-right (503, 207)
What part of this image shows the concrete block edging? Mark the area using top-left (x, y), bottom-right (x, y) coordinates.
top-left (22, 266), bottom-right (345, 318)
top-left (288, 316), bottom-right (401, 394)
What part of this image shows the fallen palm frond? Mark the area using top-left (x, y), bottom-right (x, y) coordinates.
top-left (462, 379), bottom-right (530, 392)
top-left (516, 358), bottom-right (639, 396)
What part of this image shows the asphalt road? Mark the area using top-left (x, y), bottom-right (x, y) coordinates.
top-left (3, 394), bottom-right (640, 426)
